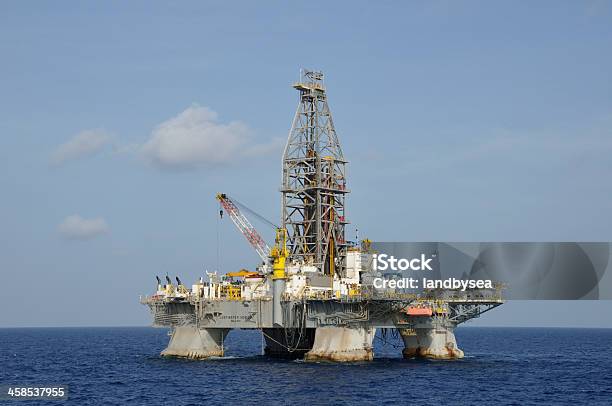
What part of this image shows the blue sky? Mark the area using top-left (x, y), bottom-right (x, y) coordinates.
top-left (1, 1), bottom-right (611, 327)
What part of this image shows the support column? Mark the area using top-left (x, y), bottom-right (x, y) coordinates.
top-left (161, 326), bottom-right (229, 359)
top-left (399, 325), bottom-right (464, 360)
top-left (272, 279), bottom-right (285, 327)
top-left (304, 326), bottom-right (375, 362)
top-left (399, 328), bottom-right (419, 358)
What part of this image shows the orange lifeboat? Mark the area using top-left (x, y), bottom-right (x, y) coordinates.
top-left (406, 306), bottom-right (433, 316)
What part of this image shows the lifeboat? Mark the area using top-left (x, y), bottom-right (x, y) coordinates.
top-left (405, 306), bottom-right (433, 316)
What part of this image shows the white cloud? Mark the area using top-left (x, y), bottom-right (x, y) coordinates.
top-left (141, 105), bottom-right (280, 170)
top-left (51, 129), bottom-right (111, 166)
top-left (58, 215), bottom-right (109, 240)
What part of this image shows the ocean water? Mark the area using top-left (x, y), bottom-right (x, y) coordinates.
top-left (1, 327), bottom-right (611, 405)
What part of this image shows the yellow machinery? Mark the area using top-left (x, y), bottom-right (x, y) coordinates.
top-left (226, 269), bottom-right (260, 278)
top-left (221, 285), bottom-right (242, 301)
top-left (271, 228), bottom-right (287, 280)
top-left (348, 285), bottom-right (361, 297)
top-left (164, 284), bottom-right (175, 296)
top-left (222, 269), bottom-right (264, 301)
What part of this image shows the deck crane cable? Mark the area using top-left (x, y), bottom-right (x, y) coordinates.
top-left (375, 328), bottom-right (402, 349)
top-left (216, 193), bottom-right (274, 265)
top-left (228, 195), bottom-right (278, 230)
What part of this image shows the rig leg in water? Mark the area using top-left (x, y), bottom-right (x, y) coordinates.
top-left (304, 326), bottom-right (375, 362)
top-left (399, 328), bottom-right (420, 358)
top-left (399, 325), bottom-right (464, 360)
top-left (161, 327), bottom-right (229, 359)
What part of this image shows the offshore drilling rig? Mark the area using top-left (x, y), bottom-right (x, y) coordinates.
top-left (141, 70), bottom-right (504, 361)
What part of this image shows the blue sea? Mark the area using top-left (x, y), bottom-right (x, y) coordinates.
top-left (1, 327), bottom-right (611, 405)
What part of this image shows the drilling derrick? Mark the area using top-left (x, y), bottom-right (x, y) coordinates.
top-left (282, 70), bottom-right (348, 276)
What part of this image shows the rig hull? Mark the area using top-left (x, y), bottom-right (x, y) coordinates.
top-left (142, 291), bottom-right (501, 361)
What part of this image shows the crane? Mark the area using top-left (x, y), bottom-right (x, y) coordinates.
top-left (216, 193), bottom-right (272, 264)
top-left (216, 193), bottom-right (287, 278)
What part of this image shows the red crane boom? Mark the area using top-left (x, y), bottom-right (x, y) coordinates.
top-left (216, 193), bottom-right (271, 264)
